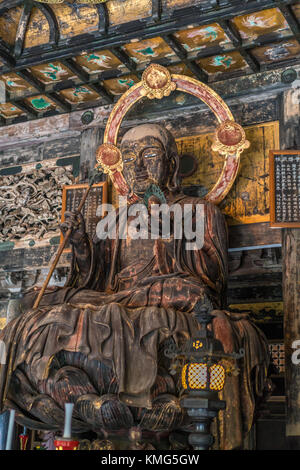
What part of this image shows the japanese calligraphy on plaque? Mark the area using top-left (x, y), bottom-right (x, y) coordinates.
top-left (61, 182), bottom-right (108, 245)
top-left (269, 150), bottom-right (300, 227)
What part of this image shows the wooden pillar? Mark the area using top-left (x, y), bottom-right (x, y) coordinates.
top-left (283, 229), bottom-right (300, 442)
top-left (80, 127), bottom-right (104, 182)
top-left (280, 88), bottom-right (300, 446)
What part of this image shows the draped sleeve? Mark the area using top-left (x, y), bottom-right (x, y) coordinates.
top-left (174, 197), bottom-right (228, 308)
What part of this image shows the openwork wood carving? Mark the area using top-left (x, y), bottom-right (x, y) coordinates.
top-left (0, 165), bottom-right (74, 243)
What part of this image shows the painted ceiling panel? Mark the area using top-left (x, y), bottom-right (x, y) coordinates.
top-left (0, 6), bottom-right (22, 45)
top-left (74, 50), bottom-right (125, 74)
top-left (0, 103), bottom-right (24, 119)
top-left (24, 7), bottom-right (50, 49)
top-left (196, 51), bottom-right (249, 76)
top-left (0, 2), bottom-right (298, 126)
top-left (162, 0), bottom-right (206, 10)
top-left (29, 62), bottom-right (76, 85)
top-left (59, 86), bottom-right (100, 105)
top-left (251, 39), bottom-right (300, 64)
top-left (174, 24), bottom-right (232, 52)
top-left (122, 37), bottom-right (175, 64)
top-left (107, 0), bottom-right (152, 26)
top-left (49, 4), bottom-right (99, 40)
top-left (167, 63), bottom-right (194, 77)
top-left (25, 95), bottom-right (57, 112)
top-left (103, 74), bottom-right (139, 96)
top-left (231, 8), bottom-right (291, 42)
top-left (0, 73), bottom-right (36, 96)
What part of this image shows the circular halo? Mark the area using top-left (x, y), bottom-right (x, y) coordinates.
top-left (103, 64), bottom-right (249, 204)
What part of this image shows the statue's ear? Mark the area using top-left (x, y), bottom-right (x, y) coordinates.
top-left (167, 152), bottom-right (180, 192)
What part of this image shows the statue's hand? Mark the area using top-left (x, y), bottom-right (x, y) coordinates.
top-left (60, 211), bottom-right (87, 245)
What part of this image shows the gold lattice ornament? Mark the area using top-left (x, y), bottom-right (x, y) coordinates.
top-left (141, 64), bottom-right (176, 99)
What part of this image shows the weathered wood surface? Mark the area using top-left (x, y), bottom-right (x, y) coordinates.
top-left (283, 228), bottom-right (300, 437)
top-left (228, 301), bottom-right (283, 323)
top-left (80, 127), bottom-right (104, 182)
top-left (0, 246), bottom-right (71, 272)
top-left (228, 222), bottom-right (281, 249)
top-left (280, 88), bottom-right (300, 445)
top-left (179, 122), bottom-right (279, 225)
top-left (228, 274), bottom-right (282, 304)
top-left (0, 135), bottom-right (80, 167)
top-left (280, 86), bottom-right (300, 150)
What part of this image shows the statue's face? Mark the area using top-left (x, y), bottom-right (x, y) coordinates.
top-left (121, 136), bottom-right (168, 196)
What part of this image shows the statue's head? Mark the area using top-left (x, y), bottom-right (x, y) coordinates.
top-left (120, 124), bottom-right (180, 197)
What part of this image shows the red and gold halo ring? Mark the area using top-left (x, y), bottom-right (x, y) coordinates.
top-left (98, 63), bottom-right (250, 205)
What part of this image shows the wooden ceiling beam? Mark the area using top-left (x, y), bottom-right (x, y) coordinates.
top-left (9, 99), bottom-right (37, 119)
top-left (16, 69), bottom-right (45, 93)
top-left (149, 0), bottom-right (162, 23)
top-left (60, 58), bottom-right (90, 84)
top-left (110, 47), bottom-right (141, 78)
top-left (44, 91), bottom-right (72, 113)
top-left (278, 4), bottom-right (300, 43)
top-left (36, 3), bottom-right (60, 45)
top-left (14, 1), bottom-right (33, 59)
top-left (162, 34), bottom-right (187, 60)
top-left (88, 83), bottom-right (114, 105)
top-left (95, 3), bottom-right (108, 35)
top-left (239, 49), bottom-right (261, 73)
top-left (0, 46), bottom-right (15, 70)
top-left (162, 34), bottom-right (209, 83)
top-left (218, 19), bottom-right (260, 73)
top-left (218, 19), bottom-right (242, 47)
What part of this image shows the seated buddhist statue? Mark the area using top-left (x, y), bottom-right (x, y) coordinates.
top-left (0, 124), bottom-right (269, 450)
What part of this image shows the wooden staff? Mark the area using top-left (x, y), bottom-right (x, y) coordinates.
top-left (33, 168), bottom-right (102, 309)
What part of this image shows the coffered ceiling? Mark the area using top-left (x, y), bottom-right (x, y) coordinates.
top-left (0, 0), bottom-right (299, 125)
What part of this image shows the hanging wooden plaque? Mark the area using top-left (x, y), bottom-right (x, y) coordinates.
top-left (269, 150), bottom-right (300, 228)
top-left (61, 182), bottom-right (108, 245)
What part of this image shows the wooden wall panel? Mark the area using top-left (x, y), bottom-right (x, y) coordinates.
top-left (178, 121), bottom-right (279, 224)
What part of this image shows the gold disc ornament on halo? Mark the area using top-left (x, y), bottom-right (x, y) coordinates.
top-left (141, 64), bottom-right (176, 99)
top-left (212, 120), bottom-right (250, 156)
top-left (96, 143), bottom-right (123, 178)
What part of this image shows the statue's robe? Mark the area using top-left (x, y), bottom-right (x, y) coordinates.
top-left (0, 194), bottom-right (269, 449)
